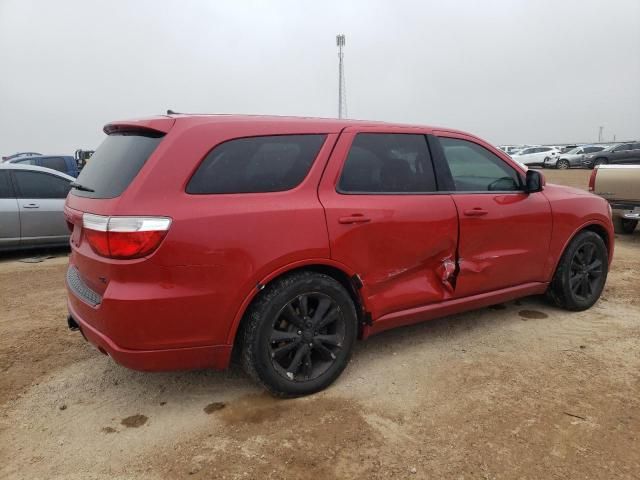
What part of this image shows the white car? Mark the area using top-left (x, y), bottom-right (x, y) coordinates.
top-left (511, 146), bottom-right (560, 167)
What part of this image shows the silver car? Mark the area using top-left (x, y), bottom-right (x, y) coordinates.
top-left (0, 164), bottom-right (73, 251)
top-left (544, 145), bottom-right (606, 169)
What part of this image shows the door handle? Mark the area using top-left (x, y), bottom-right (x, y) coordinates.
top-left (22, 203), bottom-right (40, 209)
top-left (338, 214), bottom-right (371, 224)
top-left (463, 208), bottom-right (488, 217)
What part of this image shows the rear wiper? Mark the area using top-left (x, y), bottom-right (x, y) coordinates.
top-left (70, 181), bottom-right (95, 192)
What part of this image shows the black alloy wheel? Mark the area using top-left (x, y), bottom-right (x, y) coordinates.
top-left (269, 292), bottom-right (345, 382)
top-left (241, 271), bottom-right (357, 397)
top-left (568, 242), bottom-right (604, 302)
top-left (547, 230), bottom-right (608, 311)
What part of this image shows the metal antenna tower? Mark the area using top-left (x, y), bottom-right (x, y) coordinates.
top-left (336, 34), bottom-right (347, 119)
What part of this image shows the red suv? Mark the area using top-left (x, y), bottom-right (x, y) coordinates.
top-left (65, 115), bottom-right (614, 396)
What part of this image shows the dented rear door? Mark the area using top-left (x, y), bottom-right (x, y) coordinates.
top-left (318, 126), bottom-right (459, 321)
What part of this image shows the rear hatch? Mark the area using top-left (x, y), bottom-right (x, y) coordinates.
top-left (65, 118), bottom-right (174, 303)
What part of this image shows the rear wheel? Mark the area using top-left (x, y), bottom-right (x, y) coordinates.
top-left (556, 159), bottom-right (570, 169)
top-left (241, 271), bottom-right (358, 397)
top-left (613, 217), bottom-right (638, 234)
top-left (547, 231), bottom-right (608, 311)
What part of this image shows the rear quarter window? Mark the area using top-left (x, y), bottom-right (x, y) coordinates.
top-left (71, 133), bottom-right (162, 199)
top-left (187, 135), bottom-right (326, 194)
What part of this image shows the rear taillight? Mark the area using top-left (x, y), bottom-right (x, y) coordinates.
top-left (82, 214), bottom-right (171, 259)
top-left (588, 167), bottom-right (598, 192)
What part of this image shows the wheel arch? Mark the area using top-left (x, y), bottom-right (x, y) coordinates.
top-left (549, 220), bottom-right (613, 279)
top-left (226, 259), bottom-right (368, 354)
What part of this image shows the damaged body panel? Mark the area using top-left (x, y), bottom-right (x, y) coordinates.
top-left (450, 192), bottom-right (553, 298)
top-left (318, 127), bottom-right (459, 322)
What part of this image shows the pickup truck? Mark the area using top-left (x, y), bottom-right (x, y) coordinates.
top-left (5, 155), bottom-right (80, 177)
top-left (589, 165), bottom-right (640, 233)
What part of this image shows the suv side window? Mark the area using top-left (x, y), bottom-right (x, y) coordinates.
top-left (13, 171), bottom-right (71, 199)
top-left (187, 135), bottom-right (326, 194)
top-left (439, 137), bottom-right (522, 192)
top-left (614, 144), bottom-right (632, 152)
top-left (40, 157), bottom-right (68, 173)
top-left (338, 134), bottom-right (436, 193)
top-left (0, 171), bottom-right (14, 198)
top-left (632, 143), bottom-right (640, 150)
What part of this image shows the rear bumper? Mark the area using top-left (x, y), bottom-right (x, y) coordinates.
top-left (610, 202), bottom-right (640, 220)
top-left (67, 300), bottom-right (232, 371)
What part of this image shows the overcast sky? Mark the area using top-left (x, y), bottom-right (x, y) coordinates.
top-left (0, 0), bottom-right (639, 155)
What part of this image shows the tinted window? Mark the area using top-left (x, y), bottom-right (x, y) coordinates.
top-left (632, 143), bottom-right (640, 150)
top-left (40, 157), bottom-right (68, 173)
top-left (439, 138), bottom-right (522, 192)
top-left (15, 158), bottom-right (38, 165)
top-left (14, 171), bottom-right (71, 199)
top-left (614, 144), bottom-right (632, 152)
top-left (338, 134), bottom-right (436, 193)
top-left (0, 171), bottom-right (13, 198)
top-left (187, 135), bottom-right (326, 194)
top-left (584, 146), bottom-right (603, 153)
top-left (72, 133), bottom-right (162, 199)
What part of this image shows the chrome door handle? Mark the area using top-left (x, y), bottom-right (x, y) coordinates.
top-left (23, 203), bottom-right (40, 209)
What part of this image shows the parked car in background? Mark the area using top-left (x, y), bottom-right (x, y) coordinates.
top-left (6, 155), bottom-right (80, 177)
top-left (512, 146), bottom-right (560, 167)
top-left (65, 114), bottom-right (613, 397)
top-left (544, 145), bottom-right (605, 169)
top-left (583, 142), bottom-right (640, 169)
top-left (560, 145), bottom-right (579, 153)
top-left (2, 152), bottom-right (42, 161)
top-left (0, 164), bottom-right (73, 251)
top-left (497, 145), bottom-right (525, 156)
top-left (589, 164), bottom-right (640, 234)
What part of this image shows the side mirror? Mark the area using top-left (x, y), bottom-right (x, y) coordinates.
top-left (525, 169), bottom-right (544, 193)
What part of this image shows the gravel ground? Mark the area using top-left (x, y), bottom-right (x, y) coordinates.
top-left (0, 169), bottom-right (638, 479)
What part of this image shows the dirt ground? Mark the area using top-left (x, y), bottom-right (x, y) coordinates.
top-left (1, 169), bottom-right (638, 479)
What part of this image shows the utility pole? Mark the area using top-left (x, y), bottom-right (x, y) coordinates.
top-left (336, 34), bottom-right (347, 119)
top-left (598, 126), bottom-right (604, 143)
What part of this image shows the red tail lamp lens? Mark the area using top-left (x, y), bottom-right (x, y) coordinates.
top-left (588, 168), bottom-right (598, 192)
top-left (82, 214), bottom-right (171, 259)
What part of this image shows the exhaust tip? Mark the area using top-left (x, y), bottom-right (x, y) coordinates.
top-left (67, 315), bottom-right (80, 331)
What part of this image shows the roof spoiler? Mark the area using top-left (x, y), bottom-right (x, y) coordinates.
top-left (103, 116), bottom-right (176, 136)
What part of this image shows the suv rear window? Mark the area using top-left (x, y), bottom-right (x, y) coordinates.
top-left (71, 133), bottom-right (162, 199)
top-left (40, 157), bottom-right (68, 173)
top-left (187, 135), bottom-right (326, 194)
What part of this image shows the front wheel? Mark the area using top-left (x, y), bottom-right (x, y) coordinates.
top-left (556, 159), bottom-right (570, 169)
top-left (241, 271), bottom-right (358, 397)
top-left (546, 231), bottom-right (608, 311)
top-left (594, 157), bottom-right (608, 167)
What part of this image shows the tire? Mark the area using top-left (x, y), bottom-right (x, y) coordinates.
top-left (546, 230), bottom-right (608, 311)
top-left (556, 159), bottom-right (570, 169)
top-left (241, 271), bottom-right (358, 397)
top-left (613, 217), bottom-right (638, 234)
